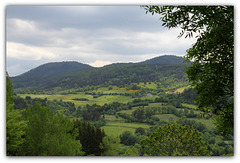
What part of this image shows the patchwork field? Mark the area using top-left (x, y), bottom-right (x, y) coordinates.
top-left (18, 87), bottom-right (215, 137)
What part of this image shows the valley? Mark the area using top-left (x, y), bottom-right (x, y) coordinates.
top-left (9, 55), bottom-right (234, 156)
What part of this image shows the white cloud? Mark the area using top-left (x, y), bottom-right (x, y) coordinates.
top-left (7, 18), bottom-right (37, 33)
top-left (7, 42), bottom-right (57, 60)
top-left (88, 60), bottom-right (112, 67)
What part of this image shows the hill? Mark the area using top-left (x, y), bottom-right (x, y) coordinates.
top-left (142, 55), bottom-right (186, 64)
top-left (11, 61), bottom-right (93, 90)
top-left (11, 55), bottom-right (190, 92)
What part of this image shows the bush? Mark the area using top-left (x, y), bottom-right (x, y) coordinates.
top-left (120, 131), bottom-right (138, 146)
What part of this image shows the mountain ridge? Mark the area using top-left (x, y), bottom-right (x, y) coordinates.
top-left (10, 55), bottom-right (189, 92)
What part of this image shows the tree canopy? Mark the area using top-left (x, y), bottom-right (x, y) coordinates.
top-left (143, 5), bottom-right (234, 136)
top-left (6, 73), bottom-right (27, 155)
top-left (141, 123), bottom-right (212, 156)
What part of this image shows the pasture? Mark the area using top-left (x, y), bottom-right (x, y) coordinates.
top-left (102, 122), bottom-right (151, 136)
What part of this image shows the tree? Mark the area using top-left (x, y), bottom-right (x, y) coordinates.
top-left (123, 146), bottom-right (139, 156)
top-left (135, 127), bottom-right (146, 135)
top-left (6, 73), bottom-right (27, 156)
top-left (120, 131), bottom-right (138, 146)
top-left (140, 124), bottom-right (212, 156)
top-left (132, 108), bottom-right (145, 122)
top-left (22, 103), bottom-right (83, 156)
top-left (100, 136), bottom-right (124, 156)
top-left (143, 6), bottom-right (234, 136)
top-left (73, 120), bottom-right (105, 156)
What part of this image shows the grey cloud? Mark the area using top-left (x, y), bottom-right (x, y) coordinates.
top-left (6, 6), bottom-right (162, 32)
top-left (6, 5), bottom-right (196, 76)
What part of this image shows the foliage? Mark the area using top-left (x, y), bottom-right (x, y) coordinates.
top-left (141, 123), bottom-right (212, 156)
top-left (143, 5), bottom-right (234, 136)
top-left (132, 108), bottom-right (145, 122)
top-left (120, 131), bottom-right (138, 146)
top-left (6, 73), bottom-right (27, 156)
top-left (123, 146), bottom-right (139, 156)
top-left (180, 88), bottom-right (197, 104)
top-left (135, 127), bottom-right (146, 135)
top-left (21, 103), bottom-right (83, 156)
top-left (73, 119), bottom-right (106, 156)
top-left (100, 136), bottom-right (124, 156)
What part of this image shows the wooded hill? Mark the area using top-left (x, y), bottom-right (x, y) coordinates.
top-left (11, 55), bottom-right (189, 92)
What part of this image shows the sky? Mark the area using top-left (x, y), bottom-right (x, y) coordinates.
top-left (6, 5), bottom-right (197, 77)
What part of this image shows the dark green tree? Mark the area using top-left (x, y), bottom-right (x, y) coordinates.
top-left (135, 127), bottom-right (146, 135)
top-left (73, 119), bottom-right (105, 156)
top-left (143, 6), bottom-right (234, 136)
top-left (140, 123), bottom-right (212, 156)
top-left (132, 108), bottom-right (145, 122)
top-left (120, 131), bottom-right (138, 146)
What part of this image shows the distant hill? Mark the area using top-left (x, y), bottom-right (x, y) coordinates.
top-left (11, 61), bottom-right (93, 89)
top-left (11, 55), bottom-right (190, 92)
top-left (142, 55), bottom-right (186, 64)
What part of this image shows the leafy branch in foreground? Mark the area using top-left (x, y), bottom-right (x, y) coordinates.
top-left (143, 5), bottom-right (234, 136)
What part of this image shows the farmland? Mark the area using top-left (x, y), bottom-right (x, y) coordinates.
top-left (18, 89), bottom-right (214, 137)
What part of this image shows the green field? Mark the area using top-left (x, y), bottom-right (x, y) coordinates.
top-left (166, 85), bottom-right (192, 94)
top-left (102, 122), bottom-right (151, 136)
top-left (18, 92), bottom-right (136, 108)
top-left (182, 103), bottom-right (197, 109)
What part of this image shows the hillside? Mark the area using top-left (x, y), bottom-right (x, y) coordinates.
top-left (11, 55), bottom-right (190, 92)
top-left (142, 55), bottom-right (186, 64)
top-left (11, 61), bottom-right (93, 89)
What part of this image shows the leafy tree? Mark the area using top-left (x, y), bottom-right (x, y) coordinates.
top-left (13, 96), bottom-right (28, 110)
top-left (6, 73), bottom-right (27, 156)
top-left (143, 6), bottom-right (234, 136)
top-left (132, 108), bottom-right (145, 122)
top-left (135, 127), bottom-right (146, 135)
top-left (120, 131), bottom-right (138, 146)
top-left (21, 103), bottom-right (83, 156)
top-left (100, 136), bottom-right (124, 156)
top-left (123, 146), bottom-right (139, 156)
top-left (140, 123), bottom-right (212, 156)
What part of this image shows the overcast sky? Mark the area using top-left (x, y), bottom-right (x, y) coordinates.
top-left (6, 5), bottom-right (196, 76)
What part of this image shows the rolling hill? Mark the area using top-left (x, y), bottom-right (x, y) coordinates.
top-left (10, 55), bottom-right (190, 92)
top-left (11, 61), bottom-right (93, 89)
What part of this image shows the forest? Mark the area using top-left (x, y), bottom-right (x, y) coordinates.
top-left (6, 6), bottom-right (233, 156)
